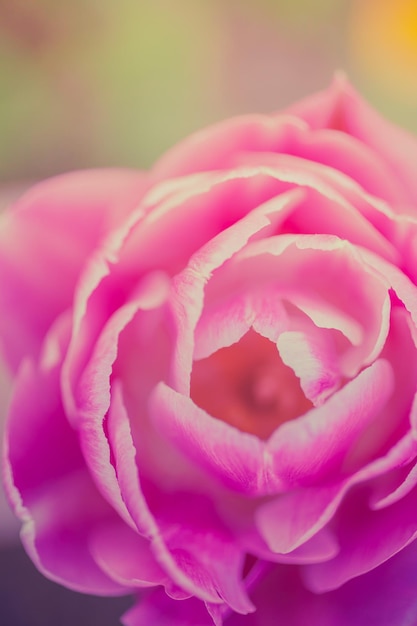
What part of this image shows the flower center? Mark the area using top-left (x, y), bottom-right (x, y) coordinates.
top-left (191, 329), bottom-right (313, 439)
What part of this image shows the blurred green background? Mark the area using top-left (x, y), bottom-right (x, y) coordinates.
top-left (0, 0), bottom-right (416, 184)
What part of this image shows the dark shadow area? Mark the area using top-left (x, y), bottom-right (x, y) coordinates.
top-left (0, 544), bottom-right (133, 626)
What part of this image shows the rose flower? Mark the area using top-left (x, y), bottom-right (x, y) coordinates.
top-left (2, 76), bottom-right (417, 625)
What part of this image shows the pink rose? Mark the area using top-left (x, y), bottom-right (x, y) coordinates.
top-left (2, 76), bottom-right (417, 625)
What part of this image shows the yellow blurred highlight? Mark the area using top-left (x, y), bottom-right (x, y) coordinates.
top-left (350, 0), bottom-right (417, 97)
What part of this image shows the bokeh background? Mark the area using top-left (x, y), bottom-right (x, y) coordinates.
top-left (1, 0), bottom-right (416, 624)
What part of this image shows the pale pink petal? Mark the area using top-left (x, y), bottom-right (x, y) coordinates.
top-left (273, 183), bottom-right (399, 265)
top-left (277, 330), bottom-right (340, 405)
top-left (149, 382), bottom-right (269, 494)
top-left (194, 288), bottom-right (289, 360)
top-left (256, 432), bottom-right (417, 557)
top-left (150, 359), bottom-right (395, 502)
top-left (357, 248), bottom-right (417, 330)
top-left (359, 307), bottom-right (417, 468)
top-left (267, 359), bottom-right (395, 488)
top-left (154, 85), bottom-right (410, 209)
top-left (232, 150), bottom-right (402, 262)
top-left (120, 168), bottom-right (291, 280)
top-left (209, 234), bottom-right (391, 377)
top-left (282, 125), bottom-right (407, 205)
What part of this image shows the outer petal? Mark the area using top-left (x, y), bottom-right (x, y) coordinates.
top-left (154, 76), bottom-right (414, 210)
top-left (3, 313), bottom-right (128, 595)
top-left (302, 484), bottom-right (417, 593)
top-left (226, 541), bottom-right (417, 626)
top-left (0, 169), bottom-right (148, 371)
top-left (122, 591), bottom-right (214, 626)
top-left (152, 114), bottom-right (307, 181)
top-left (289, 74), bottom-right (417, 210)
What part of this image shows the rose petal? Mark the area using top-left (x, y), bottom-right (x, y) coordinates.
top-left (153, 114), bottom-right (307, 180)
top-left (232, 150), bottom-right (402, 263)
top-left (0, 169), bottom-right (147, 371)
top-left (266, 359), bottom-right (395, 491)
top-left (149, 382), bottom-right (269, 494)
top-left (122, 590), bottom-right (214, 626)
top-left (167, 185), bottom-right (302, 395)
top-left (255, 431), bottom-right (417, 559)
top-left (194, 286), bottom-right (289, 360)
top-left (68, 272), bottom-right (169, 528)
top-left (226, 541), bottom-right (417, 626)
top-left (207, 234), bottom-right (391, 377)
top-left (63, 170), bottom-right (298, 416)
top-left (303, 483), bottom-right (417, 592)
top-left (89, 520), bottom-right (171, 590)
top-left (290, 74), bottom-right (417, 209)
top-left (108, 381), bottom-right (253, 614)
top-left (277, 330), bottom-right (340, 405)
top-left (3, 314), bottom-right (127, 595)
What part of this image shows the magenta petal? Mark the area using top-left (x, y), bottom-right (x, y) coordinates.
top-left (17, 472), bottom-right (129, 596)
top-left (256, 484), bottom-right (342, 555)
top-left (122, 591), bottom-right (215, 626)
top-left (89, 520), bottom-right (169, 589)
top-left (226, 541), bottom-right (417, 626)
top-left (302, 484), bottom-right (417, 593)
top-left (4, 315), bottom-right (126, 595)
top-left (150, 491), bottom-right (254, 615)
top-left (126, 541), bottom-right (417, 626)
top-left (0, 169), bottom-right (147, 371)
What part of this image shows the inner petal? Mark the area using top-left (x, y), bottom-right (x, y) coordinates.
top-left (190, 328), bottom-right (313, 440)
